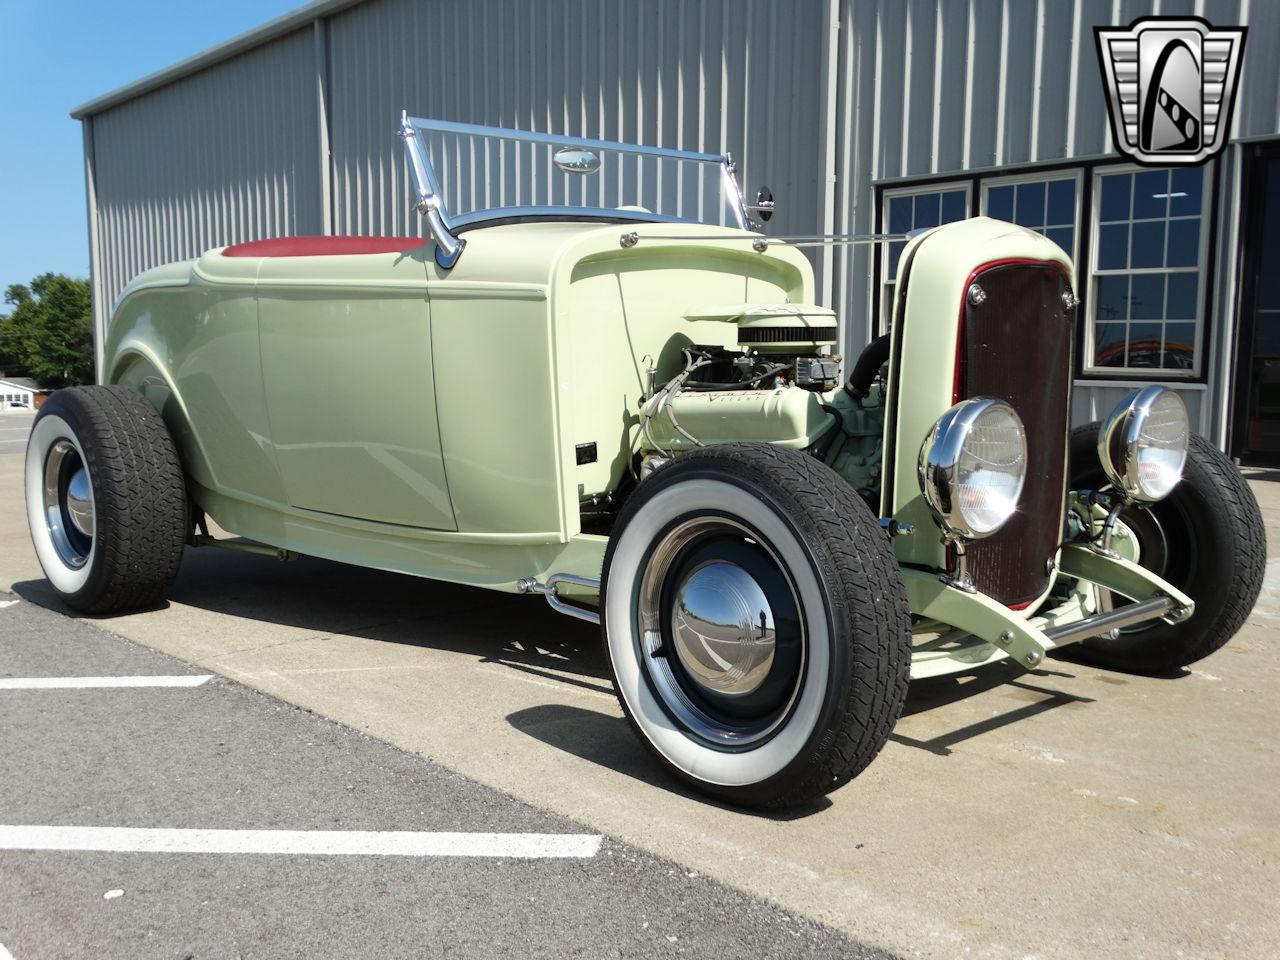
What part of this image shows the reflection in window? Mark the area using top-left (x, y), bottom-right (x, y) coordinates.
top-left (880, 185), bottom-right (968, 333)
top-left (984, 175), bottom-right (1078, 259)
top-left (1090, 166), bottom-right (1205, 373)
top-left (885, 188), bottom-right (967, 278)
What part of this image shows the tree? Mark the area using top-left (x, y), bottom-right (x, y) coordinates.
top-left (0, 274), bottom-right (93, 388)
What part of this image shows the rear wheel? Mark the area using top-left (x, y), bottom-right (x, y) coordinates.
top-left (25, 386), bottom-right (188, 613)
top-left (601, 443), bottom-right (910, 809)
top-left (1063, 425), bottom-right (1265, 674)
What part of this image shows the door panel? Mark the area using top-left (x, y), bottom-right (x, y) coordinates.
top-left (257, 253), bottom-right (455, 530)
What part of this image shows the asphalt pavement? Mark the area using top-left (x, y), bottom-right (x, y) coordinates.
top-left (0, 413), bottom-right (33, 456)
top-left (0, 595), bottom-right (886, 959)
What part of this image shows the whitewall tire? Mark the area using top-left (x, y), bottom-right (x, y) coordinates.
top-left (601, 443), bottom-right (911, 809)
top-left (25, 386), bottom-right (188, 613)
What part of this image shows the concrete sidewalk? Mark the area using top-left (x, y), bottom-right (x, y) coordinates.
top-left (2, 447), bottom-right (1277, 960)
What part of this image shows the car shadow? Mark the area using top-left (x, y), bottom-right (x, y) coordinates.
top-left (12, 544), bottom-right (1115, 808)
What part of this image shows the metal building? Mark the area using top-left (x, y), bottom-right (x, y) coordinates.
top-left (73, 0), bottom-right (1280, 463)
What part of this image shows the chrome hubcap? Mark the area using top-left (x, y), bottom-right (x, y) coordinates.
top-left (42, 439), bottom-right (94, 569)
top-left (671, 561), bottom-right (776, 697)
top-left (637, 517), bottom-right (804, 749)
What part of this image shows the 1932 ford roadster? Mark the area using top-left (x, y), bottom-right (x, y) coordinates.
top-left (27, 116), bottom-right (1265, 809)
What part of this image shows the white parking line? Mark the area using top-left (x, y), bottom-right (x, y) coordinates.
top-left (0, 940), bottom-right (13, 960)
top-left (0, 675), bottom-right (213, 690)
top-left (0, 825), bottom-right (602, 859)
top-left (0, 600), bottom-right (18, 610)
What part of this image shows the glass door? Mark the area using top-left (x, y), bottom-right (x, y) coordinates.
top-left (1234, 145), bottom-right (1280, 465)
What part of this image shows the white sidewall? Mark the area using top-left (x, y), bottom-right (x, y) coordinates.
top-left (605, 479), bottom-right (831, 787)
top-left (25, 414), bottom-right (95, 595)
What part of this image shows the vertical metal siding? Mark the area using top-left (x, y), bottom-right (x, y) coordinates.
top-left (78, 0), bottom-right (1280, 447)
top-left (86, 28), bottom-right (320, 358)
top-left (321, 0), bottom-right (828, 267)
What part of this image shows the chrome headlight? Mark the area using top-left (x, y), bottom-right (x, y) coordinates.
top-left (918, 398), bottom-right (1028, 539)
top-left (1097, 386), bottom-right (1189, 502)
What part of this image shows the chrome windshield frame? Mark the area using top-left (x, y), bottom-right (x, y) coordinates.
top-left (398, 112), bottom-right (752, 268)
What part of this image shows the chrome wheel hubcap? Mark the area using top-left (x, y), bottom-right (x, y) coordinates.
top-left (671, 561), bottom-right (776, 697)
top-left (42, 439), bottom-right (94, 569)
top-left (637, 517), bottom-right (804, 749)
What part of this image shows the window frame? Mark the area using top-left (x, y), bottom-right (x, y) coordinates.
top-left (979, 168), bottom-right (1084, 269)
top-left (1083, 162), bottom-right (1212, 379)
top-left (877, 179), bottom-right (973, 335)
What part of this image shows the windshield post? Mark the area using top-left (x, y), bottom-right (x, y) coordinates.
top-left (720, 154), bottom-right (751, 230)
top-left (397, 112), bottom-right (464, 268)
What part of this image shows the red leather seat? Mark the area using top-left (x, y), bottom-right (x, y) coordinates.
top-left (222, 235), bottom-right (429, 257)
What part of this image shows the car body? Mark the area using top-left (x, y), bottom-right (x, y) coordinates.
top-left (30, 115), bottom-right (1263, 808)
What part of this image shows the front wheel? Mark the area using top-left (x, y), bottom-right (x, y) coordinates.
top-left (600, 443), bottom-right (911, 810)
top-left (1063, 426), bottom-right (1265, 674)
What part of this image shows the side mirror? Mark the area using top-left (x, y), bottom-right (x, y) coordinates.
top-left (750, 186), bottom-right (775, 222)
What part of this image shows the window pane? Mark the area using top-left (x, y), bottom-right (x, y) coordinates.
top-left (1169, 167), bottom-right (1203, 217)
top-left (988, 184), bottom-right (1014, 221)
top-left (1098, 223), bottom-right (1129, 269)
top-left (1167, 218), bottom-right (1199, 267)
top-left (1096, 275), bottom-right (1130, 322)
top-left (941, 190), bottom-right (967, 223)
top-left (1131, 220), bottom-right (1165, 269)
top-left (1132, 169), bottom-right (1169, 220)
top-left (1015, 181), bottom-right (1046, 227)
top-left (1164, 324), bottom-right (1197, 369)
top-left (1165, 273), bottom-right (1198, 320)
top-left (1095, 323), bottom-right (1128, 366)
top-left (1046, 226), bottom-right (1073, 255)
top-left (1130, 274), bottom-right (1165, 320)
top-left (888, 240), bottom-right (905, 278)
top-left (914, 192), bottom-right (941, 228)
top-left (1046, 179), bottom-right (1075, 225)
top-left (1127, 323), bottom-right (1164, 367)
top-left (1099, 173), bottom-right (1131, 222)
top-left (888, 196), bottom-right (912, 234)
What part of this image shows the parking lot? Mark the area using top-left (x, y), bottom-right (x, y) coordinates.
top-left (0, 412), bottom-right (34, 456)
top-left (0, 595), bottom-right (873, 959)
top-left (2, 418), bottom-right (1278, 959)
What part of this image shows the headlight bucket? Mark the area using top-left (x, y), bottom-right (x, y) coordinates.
top-left (918, 398), bottom-right (1028, 541)
top-left (1097, 385), bottom-right (1189, 502)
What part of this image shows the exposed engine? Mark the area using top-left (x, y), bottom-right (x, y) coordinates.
top-left (632, 306), bottom-right (890, 512)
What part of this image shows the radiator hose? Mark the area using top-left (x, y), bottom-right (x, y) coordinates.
top-left (844, 333), bottom-right (891, 400)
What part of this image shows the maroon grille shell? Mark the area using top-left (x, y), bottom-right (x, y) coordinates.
top-left (959, 262), bottom-right (1075, 607)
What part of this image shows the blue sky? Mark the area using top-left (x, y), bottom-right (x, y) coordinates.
top-left (0, 0), bottom-right (299, 304)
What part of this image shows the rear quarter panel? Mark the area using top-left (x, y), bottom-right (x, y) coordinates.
top-left (104, 257), bottom-right (286, 508)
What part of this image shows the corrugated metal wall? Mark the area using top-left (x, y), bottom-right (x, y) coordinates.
top-left (322, 0), bottom-right (828, 242)
top-left (81, 0), bottom-right (1280, 442)
top-left (87, 29), bottom-right (320, 330)
top-left (830, 0), bottom-right (1280, 444)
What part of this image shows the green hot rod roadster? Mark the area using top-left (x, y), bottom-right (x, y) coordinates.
top-left (27, 116), bottom-right (1265, 808)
